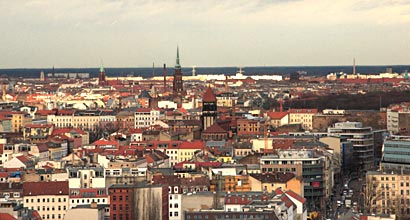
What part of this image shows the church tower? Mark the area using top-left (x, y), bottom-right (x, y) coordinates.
top-left (201, 87), bottom-right (217, 131)
top-left (98, 62), bottom-right (107, 86)
top-left (173, 46), bottom-right (183, 98)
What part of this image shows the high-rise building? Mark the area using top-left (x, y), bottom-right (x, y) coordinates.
top-left (173, 46), bottom-right (183, 98)
top-left (328, 121), bottom-right (374, 173)
top-left (201, 87), bottom-right (217, 131)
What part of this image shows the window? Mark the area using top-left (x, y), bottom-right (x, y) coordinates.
top-left (174, 212), bottom-right (179, 217)
top-left (170, 212), bottom-right (173, 217)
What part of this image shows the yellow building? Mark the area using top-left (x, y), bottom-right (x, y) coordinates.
top-left (11, 111), bottom-right (32, 133)
top-left (177, 141), bottom-right (205, 162)
top-left (23, 181), bottom-right (69, 220)
top-left (288, 109), bottom-right (318, 130)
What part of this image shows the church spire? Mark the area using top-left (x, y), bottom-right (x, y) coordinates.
top-left (100, 60), bottom-right (105, 73)
top-left (175, 46), bottom-right (181, 69)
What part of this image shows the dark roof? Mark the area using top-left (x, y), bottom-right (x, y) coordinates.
top-left (250, 172), bottom-right (295, 183)
top-left (203, 87), bottom-right (217, 102)
top-left (202, 123), bottom-right (227, 134)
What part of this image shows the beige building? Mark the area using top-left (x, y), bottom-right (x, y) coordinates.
top-left (366, 171), bottom-right (410, 218)
top-left (288, 109), bottom-right (318, 130)
top-left (64, 203), bottom-right (107, 220)
top-left (23, 181), bottom-right (69, 220)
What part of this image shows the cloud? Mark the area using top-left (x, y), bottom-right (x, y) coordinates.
top-left (1, 0), bottom-right (410, 68)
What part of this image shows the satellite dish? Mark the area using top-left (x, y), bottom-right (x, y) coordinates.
top-left (4, 194), bottom-right (10, 200)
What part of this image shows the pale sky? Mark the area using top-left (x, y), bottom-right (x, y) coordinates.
top-left (1, 0), bottom-right (410, 68)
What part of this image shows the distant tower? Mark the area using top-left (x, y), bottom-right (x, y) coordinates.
top-left (201, 87), bottom-right (217, 131)
top-left (40, 71), bottom-right (45, 81)
top-left (353, 58), bottom-right (356, 77)
top-left (98, 62), bottom-right (107, 86)
top-left (192, 66), bottom-right (196, 76)
top-left (52, 66), bottom-right (55, 78)
top-left (163, 64), bottom-right (167, 93)
top-left (152, 62), bottom-right (155, 78)
top-left (173, 46), bottom-right (183, 98)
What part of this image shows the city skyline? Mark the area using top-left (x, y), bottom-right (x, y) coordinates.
top-left (1, 0), bottom-right (410, 68)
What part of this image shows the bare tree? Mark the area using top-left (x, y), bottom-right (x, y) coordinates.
top-left (364, 175), bottom-right (382, 214)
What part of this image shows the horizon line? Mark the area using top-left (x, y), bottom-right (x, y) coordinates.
top-left (1, 64), bottom-right (410, 70)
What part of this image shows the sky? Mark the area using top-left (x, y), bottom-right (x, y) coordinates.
top-left (1, 0), bottom-right (410, 68)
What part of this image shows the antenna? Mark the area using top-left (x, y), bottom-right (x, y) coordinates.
top-left (192, 66), bottom-right (196, 76)
top-left (353, 58), bottom-right (356, 77)
top-left (152, 62), bottom-right (155, 78)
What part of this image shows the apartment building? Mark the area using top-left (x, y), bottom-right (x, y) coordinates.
top-left (23, 181), bottom-right (69, 220)
top-left (134, 108), bottom-right (160, 129)
top-left (261, 149), bottom-right (332, 210)
top-left (366, 171), bottom-right (410, 217)
top-left (288, 108), bottom-right (318, 130)
top-left (380, 136), bottom-right (410, 172)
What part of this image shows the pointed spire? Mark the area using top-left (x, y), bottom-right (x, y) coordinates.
top-left (175, 46), bottom-right (181, 69)
top-left (100, 60), bottom-right (105, 73)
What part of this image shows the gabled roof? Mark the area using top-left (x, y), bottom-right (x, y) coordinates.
top-left (285, 190), bottom-right (306, 204)
top-left (203, 87), bottom-right (217, 102)
top-left (203, 123), bottom-right (227, 134)
top-left (267, 112), bottom-right (288, 119)
top-left (281, 194), bottom-right (295, 208)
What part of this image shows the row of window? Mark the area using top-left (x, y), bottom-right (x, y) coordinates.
top-left (30, 205), bottom-right (66, 211)
top-left (70, 198), bottom-right (106, 203)
top-left (41, 214), bottom-right (64, 220)
top-left (25, 198), bottom-right (66, 203)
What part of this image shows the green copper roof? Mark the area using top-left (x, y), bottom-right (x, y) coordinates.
top-left (175, 46), bottom-right (181, 68)
top-left (100, 61), bottom-right (105, 73)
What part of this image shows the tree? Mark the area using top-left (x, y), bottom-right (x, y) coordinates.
top-left (364, 175), bottom-right (382, 214)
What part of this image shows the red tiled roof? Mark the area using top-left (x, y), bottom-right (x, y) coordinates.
top-left (52, 128), bottom-right (86, 135)
top-left (203, 87), bottom-right (217, 102)
top-left (174, 161), bottom-right (223, 169)
top-left (267, 112), bottom-right (288, 119)
top-left (202, 123), bottom-right (227, 134)
top-left (0, 213), bottom-right (17, 220)
top-left (285, 190), bottom-right (306, 204)
top-left (179, 140), bottom-right (205, 149)
top-left (281, 194), bottom-right (295, 208)
top-left (16, 155), bottom-right (30, 163)
top-left (93, 139), bottom-right (119, 147)
top-left (36, 109), bottom-right (57, 116)
top-left (23, 181), bottom-right (69, 196)
top-left (136, 108), bottom-right (152, 113)
top-left (56, 109), bottom-right (74, 115)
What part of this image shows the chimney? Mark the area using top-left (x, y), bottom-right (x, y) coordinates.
top-left (90, 202), bottom-right (97, 209)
